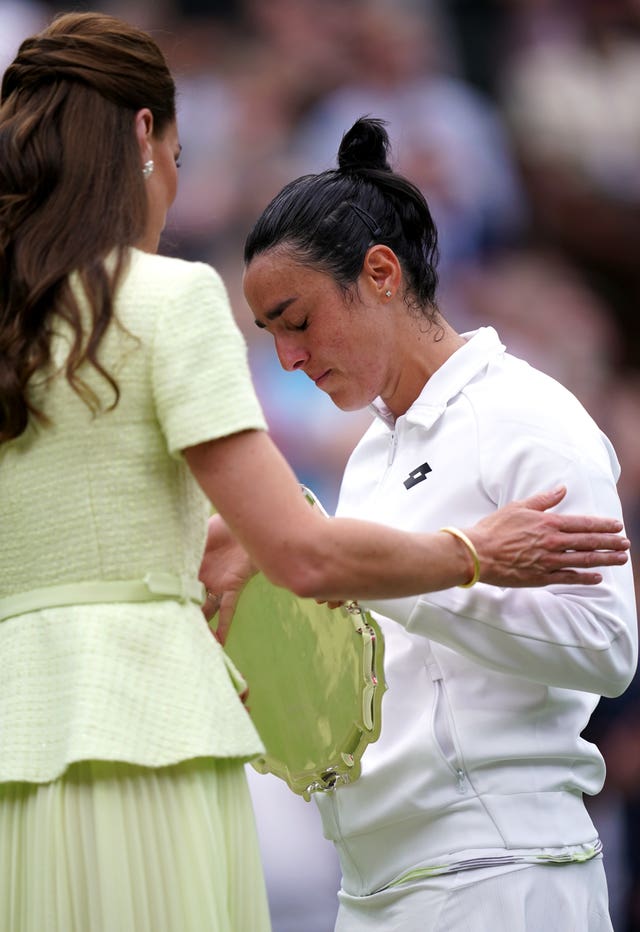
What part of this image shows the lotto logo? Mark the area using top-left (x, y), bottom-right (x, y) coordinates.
top-left (403, 462), bottom-right (432, 490)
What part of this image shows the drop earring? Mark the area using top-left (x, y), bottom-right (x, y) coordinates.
top-left (142, 159), bottom-right (154, 180)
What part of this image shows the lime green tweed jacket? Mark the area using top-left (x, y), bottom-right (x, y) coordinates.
top-left (0, 249), bottom-right (267, 782)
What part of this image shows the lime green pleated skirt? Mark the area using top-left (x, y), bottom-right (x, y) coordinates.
top-left (0, 757), bottom-right (272, 932)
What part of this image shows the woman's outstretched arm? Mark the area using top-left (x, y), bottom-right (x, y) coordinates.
top-left (185, 429), bottom-right (629, 606)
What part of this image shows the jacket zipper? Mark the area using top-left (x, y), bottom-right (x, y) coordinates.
top-left (387, 430), bottom-right (398, 466)
top-left (388, 424), bottom-right (466, 793)
top-left (430, 670), bottom-right (468, 794)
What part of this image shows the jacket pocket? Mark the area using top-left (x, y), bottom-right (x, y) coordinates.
top-left (430, 668), bottom-right (469, 795)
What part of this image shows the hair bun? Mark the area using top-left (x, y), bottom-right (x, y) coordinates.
top-left (337, 116), bottom-right (392, 174)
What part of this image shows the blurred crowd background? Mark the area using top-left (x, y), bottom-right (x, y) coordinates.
top-left (2, 0), bottom-right (640, 928)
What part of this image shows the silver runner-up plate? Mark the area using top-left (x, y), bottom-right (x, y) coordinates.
top-left (224, 487), bottom-right (386, 800)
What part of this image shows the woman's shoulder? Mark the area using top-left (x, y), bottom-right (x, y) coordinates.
top-left (114, 250), bottom-right (233, 334)
top-left (125, 248), bottom-right (225, 294)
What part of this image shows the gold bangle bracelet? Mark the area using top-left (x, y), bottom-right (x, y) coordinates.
top-left (439, 526), bottom-right (481, 588)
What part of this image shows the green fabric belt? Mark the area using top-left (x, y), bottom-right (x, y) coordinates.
top-left (0, 573), bottom-right (206, 622)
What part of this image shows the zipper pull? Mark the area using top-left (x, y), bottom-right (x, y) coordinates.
top-left (456, 769), bottom-right (467, 794)
top-left (387, 431), bottom-right (397, 466)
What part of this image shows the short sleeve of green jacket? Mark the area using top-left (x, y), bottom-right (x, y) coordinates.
top-left (150, 259), bottom-right (267, 456)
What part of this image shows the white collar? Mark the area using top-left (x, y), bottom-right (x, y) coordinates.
top-left (369, 327), bottom-right (506, 431)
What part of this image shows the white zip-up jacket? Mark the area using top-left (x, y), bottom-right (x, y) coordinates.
top-left (315, 327), bottom-right (637, 897)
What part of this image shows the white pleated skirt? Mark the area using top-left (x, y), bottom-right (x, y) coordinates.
top-left (0, 757), bottom-right (272, 932)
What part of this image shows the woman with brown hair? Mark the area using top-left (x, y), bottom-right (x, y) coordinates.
top-left (0, 13), bottom-right (630, 932)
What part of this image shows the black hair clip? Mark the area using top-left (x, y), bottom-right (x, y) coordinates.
top-left (349, 202), bottom-right (382, 239)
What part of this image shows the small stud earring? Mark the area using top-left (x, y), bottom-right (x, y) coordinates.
top-left (142, 159), bottom-right (154, 180)
top-left (385, 290), bottom-right (392, 298)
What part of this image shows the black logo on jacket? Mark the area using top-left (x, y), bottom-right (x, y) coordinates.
top-left (403, 462), bottom-right (432, 490)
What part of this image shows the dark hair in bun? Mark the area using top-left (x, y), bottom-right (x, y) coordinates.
top-left (337, 117), bottom-right (392, 174)
top-left (245, 116), bottom-right (439, 313)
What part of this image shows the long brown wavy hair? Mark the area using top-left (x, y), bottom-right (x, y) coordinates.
top-left (0, 12), bottom-right (176, 443)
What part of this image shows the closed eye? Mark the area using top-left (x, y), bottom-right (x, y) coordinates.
top-left (290, 318), bottom-right (308, 332)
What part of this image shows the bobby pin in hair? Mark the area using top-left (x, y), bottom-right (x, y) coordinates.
top-left (349, 203), bottom-right (382, 239)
